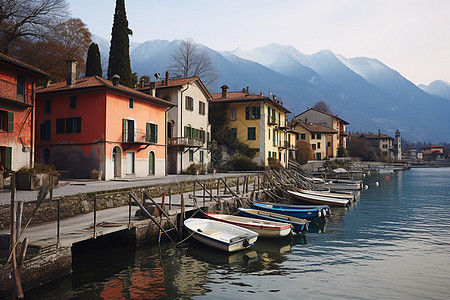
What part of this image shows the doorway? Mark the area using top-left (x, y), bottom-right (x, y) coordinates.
top-left (112, 146), bottom-right (122, 178)
top-left (149, 151), bottom-right (155, 175)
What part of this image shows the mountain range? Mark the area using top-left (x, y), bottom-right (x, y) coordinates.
top-left (93, 36), bottom-right (450, 142)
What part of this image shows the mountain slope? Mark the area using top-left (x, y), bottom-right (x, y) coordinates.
top-left (418, 80), bottom-right (450, 100)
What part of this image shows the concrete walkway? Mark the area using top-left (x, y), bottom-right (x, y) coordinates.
top-left (0, 172), bottom-right (256, 205)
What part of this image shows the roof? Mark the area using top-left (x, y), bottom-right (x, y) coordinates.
top-left (138, 76), bottom-right (212, 100)
top-left (349, 132), bottom-right (394, 140)
top-left (290, 121), bottom-right (338, 134)
top-left (211, 91), bottom-right (291, 113)
top-left (37, 76), bottom-right (173, 108)
top-left (421, 144), bottom-right (443, 149)
top-left (294, 108), bottom-right (349, 125)
top-left (0, 52), bottom-right (50, 77)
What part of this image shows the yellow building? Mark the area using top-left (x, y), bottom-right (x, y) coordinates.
top-left (211, 85), bottom-right (291, 167)
top-left (290, 120), bottom-right (338, 160)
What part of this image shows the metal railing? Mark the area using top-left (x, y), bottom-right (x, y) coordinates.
top-left (168, 137), bottom-right (204, 147)
top-left (123, 128), bottom-right (156, 144)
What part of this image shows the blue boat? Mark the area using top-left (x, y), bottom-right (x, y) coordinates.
top-left (238, 208), bottom-right (309, 233)
top-left (251, 202), bottom-right (330, 221)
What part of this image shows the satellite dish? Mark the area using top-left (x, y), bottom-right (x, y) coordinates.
top-left (154, 73), bottom-right (160, 79)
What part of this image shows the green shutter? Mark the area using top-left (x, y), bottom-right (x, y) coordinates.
top-left (154, 124), bottom-right (158, 143)
top-left (6, 147), bottom-right (12, 170)
top-left (122, 119), bottom-right (128, 142)
top-left (8, 112), bottom-right (14, 132)
top-left (146, 123), bottom-right (150, 142)
top-left (184, 126), bottom-right (189, 138)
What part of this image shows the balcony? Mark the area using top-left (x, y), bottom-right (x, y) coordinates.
top-left (0, 78), bottom-right (32, 106)
top-left (267, 116), bottom-right (278, 126)
top-left (168, 137), bottom-right (204, 147)
top-left (123, 128), bottom-right (157, 144)
top-left (277, 141), bottom-right (289, 149)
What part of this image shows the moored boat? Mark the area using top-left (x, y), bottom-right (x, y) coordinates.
top-left (251, 202), bottom-right (329, 220)
top-left (184, 218), bottom-right (258, 252)
top-left (299, 189), bottom-right (355, 201)
top-left (238, 208), bottom-right (309, 233)
top-left (204, 213), bottom-right (292, 238)
top-left (323, 179), bottom-right (363, 191)
top-left (288, 190), bottom-right (350, 207)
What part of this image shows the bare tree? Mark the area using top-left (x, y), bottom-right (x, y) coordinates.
top-left (0, 0), bottom-right (68, 54)
top-left (312, 101), bottom-right (333, 114)
top-left (170, 38), bottom-right (217, 87)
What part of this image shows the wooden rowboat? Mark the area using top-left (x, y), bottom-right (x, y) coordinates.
top-left (251, 202), bottom-right (328, 220)
top-left (299, 189), bottom-right (355, 201)
top-left (238, 208), bottom-right (309, 233)
top-left (288, 190), bottom-right (350, 207)
top-left (205, 213), bottom-right (292, 238)
top-left (184, 218), bottom-right (258, 252)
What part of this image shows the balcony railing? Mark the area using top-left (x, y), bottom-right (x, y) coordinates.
top-left (277, 141), bottom-right (290, 149)
top-left (168, 137), bottom-right (204, 147)
top-left (0, 78), bottom-right (31, 104)
top-left (123, 128), bottom-right (157, 144)
top-left (267, 116), bottom-right (278, 125)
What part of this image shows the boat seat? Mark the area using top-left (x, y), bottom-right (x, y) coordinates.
top-left (201, 229), bottom-right (221, 236)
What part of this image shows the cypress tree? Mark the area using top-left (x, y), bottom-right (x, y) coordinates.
top-left (107, 0), bottom-right (133, 87)
top-left (86, 42), bottom-right (102, 77)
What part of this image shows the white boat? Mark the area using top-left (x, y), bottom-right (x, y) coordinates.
top-left (323, 179), bottom-right (362, 191)
top-left (184, 218), bottom-right (259, 252)
top-left (288, 190), bottom-right (350, 207)
top-left (298, 189), bottom-right (355, 201)
top-left (205, 213), bottom-right (292, 238)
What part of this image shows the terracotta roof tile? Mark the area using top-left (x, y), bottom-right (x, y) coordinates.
top-left (291, 121), bottom-right (338, 134)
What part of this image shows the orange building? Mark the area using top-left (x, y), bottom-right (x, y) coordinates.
top-left (35, 61), bottom-right (173, 180)
top-left (0, 53), bottom-right (49, 171)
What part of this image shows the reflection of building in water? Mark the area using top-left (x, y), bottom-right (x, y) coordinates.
top-left (170, 254), bottom-right (211, 297)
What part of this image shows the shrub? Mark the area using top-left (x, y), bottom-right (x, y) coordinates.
top-left (17, 163), bottom-right (59, 175)
top-left (228, 154), bottom-right (258, 171)
top-left (186, 163), bottom-right (202, 174)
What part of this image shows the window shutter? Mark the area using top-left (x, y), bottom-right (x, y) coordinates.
top-left (7, 112), bottom-right (14, 132)
top-left (122, 119), bottom-right (128, 142)
top-left (245, 107), bottom-right (249, 120)
top-left (146, 123), bottom-right (150, 142)
top-left (6, 147), bottom-right (12, 170)
top-left (154, 124), bottom-right (158, 143)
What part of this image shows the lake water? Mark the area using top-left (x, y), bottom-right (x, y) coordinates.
top-left (27, 168), bottom-right (450, 299)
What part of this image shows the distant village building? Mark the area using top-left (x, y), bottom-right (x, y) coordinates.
top-left (402, 148), bottom-right (423, 161)
top-left (292, 108), bottom-right (349, 157)
top-left (0, 53), bottom-right (49, 171)
top-left (289, 120), bottom-right (338, 160)
top-left (393, 129), bottom-right (402, 160)
top-left (35, 60), bottom-right (173, 180)
top-left (137, 73), bottom-right (212, 174)
top-left (421, 144), bottom-right (445, 161)
top-left (211, 85), bottom-right (291, 167)
top-left (349, 130), bottom-right (394, 159)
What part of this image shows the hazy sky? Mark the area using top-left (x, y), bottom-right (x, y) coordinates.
top-left (67, 0), bottom-right (450, 85)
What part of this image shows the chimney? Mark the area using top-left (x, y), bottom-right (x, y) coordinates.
top-left (139, 78), bottom-right (145, 89)
top-left (246, 86), bottom-right (249, 94)
top-left (273, 95), bottom-right (277, 101)
top-left (66, 59), bottom-right (78, 86)
top-left (112, 74), bottom-right (120, 86)
top-left (165, 71), bottom-right (169, 86)
top-left (150, 81), bottom-right (156, 97)
top-left (259, 90), bottom-right (263, 97)
top-left (378, 129), bottom-right (381, 136)
top-left (221, 85), bottom-right (229, 98)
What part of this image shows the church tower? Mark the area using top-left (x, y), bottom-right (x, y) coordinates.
top-left (394, 129), bottom-right (401, 160)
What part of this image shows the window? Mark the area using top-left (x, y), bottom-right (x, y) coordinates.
top-left (40, 120), bottom-right (51, 140)
top-left (44, 99), bottom-right (51, 114)
top-left (123, 119), bottom-right (135, 142)
top-left (248, 127), bottom-right (256, 140)
top-left (56, 118), bottom-right (65, 134)
top-left (230, 108), bottom-right (237, 121)
top-left (0, 147), bottom-right (12, 170)
top-left (185, 96), bottom-right (194, 111)
top-left (316, 153), bottom-right (322, 160)
top-left (0, 111), bottom-right (13, 132)
top-left (193, 128), bottom-right (199, 139)
top-left (199, 129), bottom-right (205, 142)
top-left (311, 144), bottom-right (316, 150)
top-left (146, 123), bottom-right (158, 143)
top-left (245, 106), bottom-right (260, 120)
top-left (301, 133), bottom-right (306, 140)
top-left (273, 129), bottom-right (277, 147)
top-left (268, 151), bottom-right (271, 158)
top-left (268, 129), bottom-right (271, 140)
top-left (317, 142), bottom-right (321, 149)
top-left (70, 96), bottom-right (77, 109)
top-left (129, 98), bottom-right (134, 108)
top-left (66, 117), bottom-right (81, 133)
top-left (229, 128), bottom-right (237, 141)
top-left (189, 150), bottom-right (194, 162)
top-left (311, 133), bottom-right (316, 139)
top-left (17, 75), bottom-right (24, 99)
top-left (184, 126), bottom-right (192, 138)
top-left (199, 101), bottom-right (206, 115)
top-left (327, 142), bottom-right (331, 147)
top-left (317, 133), bottom-right (321, 139)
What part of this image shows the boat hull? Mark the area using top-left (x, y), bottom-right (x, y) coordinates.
top-left (251, 202), bottom-right (327, 220)
top-left (238, 208), bottom-right (309, 233)
top-left (205, 213), bottom-right (292, 238)
top-left (288, 190), bottom-right (350, 207)
top-left (184, 218), bottom-right (258, 252)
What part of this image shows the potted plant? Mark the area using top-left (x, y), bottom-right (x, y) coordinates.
top-left (91, 169), bottom-right (103, 180)
top-left (186, 163), bottom-right (202, 175)
top-left (16, 164), bottom-right (59, 190)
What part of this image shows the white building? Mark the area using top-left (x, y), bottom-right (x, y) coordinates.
top-left (138, 74), bottom-right (212, 174)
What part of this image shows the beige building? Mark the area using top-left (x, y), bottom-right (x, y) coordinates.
top-left (293, 108), bottom-right (348, 157)
top-left (290, 120), bottom-right (338, 160)
top-left (349, 130), bottom-right (394, 159)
